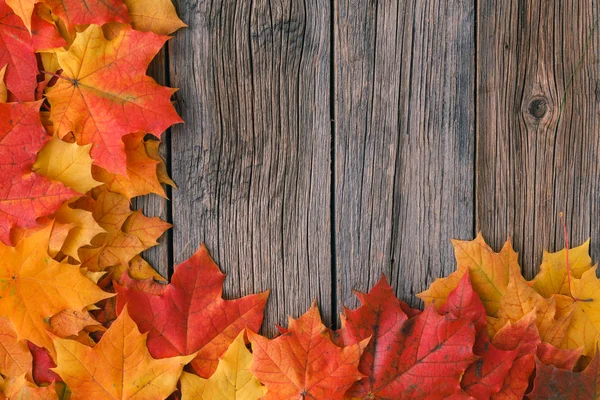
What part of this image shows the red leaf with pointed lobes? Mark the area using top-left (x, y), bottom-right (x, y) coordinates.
top-left (0, 0), bottom-right (36, 101)
top-left (249, 301), bottom-right (368, 400)
top-left (0, 102), bottom-right (76, 244)
top-left (439, 275), bottom-right (519, 399)
top-left (536, 342), bottom-right (582, 370)
top-left (44, 0), bottom-right (129, 30)
top-left (115, 244), bottom-right (269, 378)
top-left (28, 342), bottom-right (62, 386)
top-left (529, 351), bottom-right (600, 399)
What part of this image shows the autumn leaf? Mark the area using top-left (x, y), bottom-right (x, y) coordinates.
top-left (4, 0), bottom-right (36, 32)
top-left (44, 0), bottom-right (129, 30)
top-left (418, 234), bottom-right (520, 316)
top-left (530, 240), bottom-right (592, 297)
top-left (30, 6), bottom-right (66, 51)
top-left (111, 254), bottom-right (167, 284)
top-left (115, 244), bottom-right (269, 378)
top-left (0, 101), bottom-right (76, 244)
top-left (0, 225), bottom-right (112, 351)
top-left (52, 200), bottom-right (106, 261)
top-left (28, 342), bottom-right (62, 386)
top-left (536, 342), bottom-right (582, 370)
top-left (47, 309), bottom-right (104, 338)
top-left (180, 331), bottom-right (267, 400)
top-left (529, 350), bottom-right (600, 399)
top-left (0, 0), bottom-right (36, 101)
top-left (0, 65), bottom-right (6, 102)
top-left (53, 307), bottom-right (194, 400)
top-left (93, 132), bottom-right (167, 199)
top-left (144, 138), bottom-right (176, 187)
top-left (33, 138), bottom-right (101, 194)
top-left (0, 316), bottom-right (32, 379)
top-left (0, 374), bottom-right (56, 400)
top-left (46, 24), bottom-right (182, 174)
top-left (248, 301), bottom-right (366, 400)
top-left (122, 0), bottom-right (186, 34)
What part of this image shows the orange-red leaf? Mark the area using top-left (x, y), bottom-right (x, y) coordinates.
top-left (249, 302), bottom-right (367, 400)
top-left (115, 244), bottom-right (269, 378)
top-left (44, 0), bottom-right (129, 30)
top-left (46, 24), bottom-right (182, 174)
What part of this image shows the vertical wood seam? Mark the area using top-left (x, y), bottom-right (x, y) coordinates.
top-left (330, 0), bottom-right (338, 329)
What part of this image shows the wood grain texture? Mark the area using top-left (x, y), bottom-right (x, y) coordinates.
top-left (132, 46), bottom-right (172, 279)
top-left (476, 0), bottom-right (600, 277)
top-left (334, 0), bottom-right (475, 309)
top-left (169, 0), bottom-right (332, 334)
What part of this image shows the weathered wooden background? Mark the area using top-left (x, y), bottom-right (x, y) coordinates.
top-left (135, 0), bottom-right (600, 335)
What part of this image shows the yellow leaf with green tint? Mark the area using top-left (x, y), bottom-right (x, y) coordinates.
top-left (180, 331), bottom-right (267, 400)
top-left (418, 234), bottom-right (520, 316)
top-left (33, 138), bottom-right (102, 194)
top-left (530, 239), bottom-right (592, 297)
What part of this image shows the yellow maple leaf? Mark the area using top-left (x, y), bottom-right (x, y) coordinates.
top-left (180, 331), bottom-right (267, 400)
top-left (53, 307), bottom-right (195, 400)
top-left (0, 65), bottom-right (6, 103)
top-left (47, 309), bottom-right (104, 338)
top-left (530, 240), bottom-right (592, 297)
top-left (0, 316), bottom-right (32, 379)
top-left (33, 138), bottom-right (102, 194)
top-left (123, 0), bottom-right (187, 35)
top-left (418, 234), bottom-right (520, 316)
top-left (0, 226), bottom-right (112, 351)
top-left (53, 201), bottom-right (106, 261)
top-left (144, 138), bottom-right (176, 187)
top-left (111, 255), bottom-right (167, 283)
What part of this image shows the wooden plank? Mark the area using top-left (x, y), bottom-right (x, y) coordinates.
top-left (476, 0), bottom-right (600, 277)
top-left (132, 46), bottom-right (171, 279)
top-left (169, 0), bottom-right (332, 334)
top-left (334, 0), bottom-right (475, 310)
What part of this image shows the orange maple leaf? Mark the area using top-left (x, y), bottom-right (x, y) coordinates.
top-left (46, 24), bottom-right (182, 174)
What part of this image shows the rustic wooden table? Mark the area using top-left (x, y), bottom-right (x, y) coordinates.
top-left (135, 0), bottom-right (600, 335)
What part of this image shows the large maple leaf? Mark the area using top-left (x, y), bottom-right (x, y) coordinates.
top-left (418, 234), bottom-right (520, 316)
top-left (0, 101), bottom-right (76, 245)
top-left (0, 226), bottom-right (112, 351)
top-left (0, 0), bottom-right (36, 101)
top-left (46, 24), bottom-right (182, 174)
top-left (248, 302), bottom-right (367, 400)
top-left (335, 277), bottom-right (477, 400)
top-left (180, 331), bottom-right (267, 400)
top-left (52, 307), bottom-right (194, 400)
top-left (115, 244), bottom-right (269, 378)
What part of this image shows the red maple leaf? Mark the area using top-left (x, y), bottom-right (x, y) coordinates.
top-left (0, 0), bottom-right (36, 101)
top-left (115, 244), bottom-right (269, 378)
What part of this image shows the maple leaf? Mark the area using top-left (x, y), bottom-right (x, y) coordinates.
top-left (0, 101), bottom-right (76, 244)
top-left (111, 254), bottom-right (167, 284)
top-left (28, 342), bottom-right (62, 386)
top-left (0, 374), bottom-right (56, 400)
top-left (0, 65), bottom-right (6, 102)
top-left (30, 6), bottom-right (66, 51)
top-left (52, 307), bottom-right (194, 400)
top-left (47, 309), bottom-right (104, 338)
top-left (529, 350), bottom-right (600, 399)
top-left (46, 24), bottom-right (182, 174)
top-left (248, 302), bottom-right (367, 400)
top-left (536, 342), bottom-right (582, 370)
top-left (0, 316), bottom-right (32, 379)
top-left (530, 240), bottom-right (592, 297)
top-left (93, 132), bottom-right (167, 199)
top-left (180, 331), bottom-right (267, 400)
top-left (122, 0), bottom-right (186, 34)
top-left (418, 234), bottom-right (520, 316)
top-left (0, 225), bottom-right (112, 351)
top-left (33, 138), bottom-right (102, 194)
top-left (115, 244), bottom-right (269, 378)
top-left (44, 0), bottom-right (129, 30)
top-left (52, 200), bottom-right (106, 261)
top-left (4, 0), bottom-right (36, 32)
top-left (0, 0), bottom-right (36, 101)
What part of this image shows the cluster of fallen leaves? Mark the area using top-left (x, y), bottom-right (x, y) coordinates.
top-left (0, 0), bottom-right (599, 399)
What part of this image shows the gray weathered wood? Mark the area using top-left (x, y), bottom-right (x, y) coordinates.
top-left (169, 0), bottom-right (332, 334)
top-left (132, 46), bottom-right (172, 279)
top-left (476, 0), bottom-right (600, 277)
top-left (334, 0), bottom-right (475, 310)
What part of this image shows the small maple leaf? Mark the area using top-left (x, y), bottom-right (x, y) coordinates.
top-left (121, 0), bottom-right (187, 35)
top-left (248, 301), bottom-right (367, 400)
top-left (115, 244), bottom-right (269, 378)
top-left (0, 225), bottom-right (112, 351)
top-left (0, 0), bottom-right (36, 101)
top-left (52, 307), bottom-right (194, 400)
top-left (418, 234), bottom-right (520, 316)
top-left (180, 331), bottom-right (267, 400)
top-left (46, 24), bottom-right (183, 174)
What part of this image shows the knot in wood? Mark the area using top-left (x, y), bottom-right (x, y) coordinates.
top-left (527, 97), bottom-right (548, 119)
